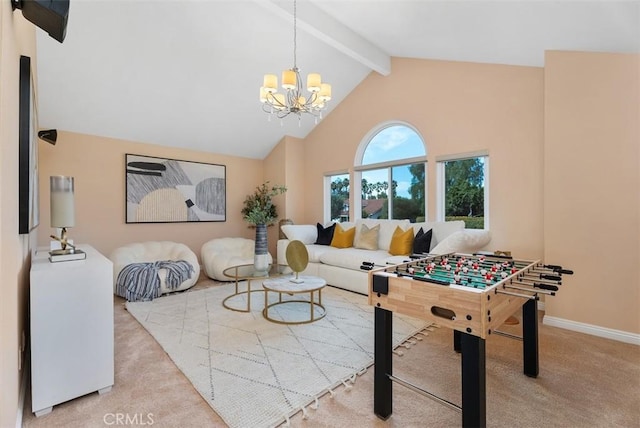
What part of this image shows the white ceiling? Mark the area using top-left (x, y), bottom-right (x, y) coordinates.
top-left (34, 0), bottom-right (639, 160)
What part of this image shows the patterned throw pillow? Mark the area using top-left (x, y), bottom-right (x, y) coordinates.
top-left (389, 226), bottom-right (414, 256)
top-left (315, 222), bottom-right (336, 245)
top-left (354, 224), bottom-right (380, 250)
top-left (330, 224), bottom-right (356, 248)
top-left (413, 227), bottom-right (432, 254)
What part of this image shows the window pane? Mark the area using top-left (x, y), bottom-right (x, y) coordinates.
top-left (361, 169), bottom-right (388, 219)
top-left (391, 163), bottom-right (425, 221)
top-left (444, 157), bottom-right (485, 229)
top-left (362, 125), bottom-right (425, 165)
top-left (330, 174), bottom-right (350, 222)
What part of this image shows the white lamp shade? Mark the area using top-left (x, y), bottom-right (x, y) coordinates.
top-left (263, 74), bottom-right (278, 93)
top-left (282, 70), bottom-right (296, 90)
top-left (319, 83), bottom-right (332, 102)
top-left (306, 73), bottom-right (321, 92)
top-left (50, 176), bottom-right (75, 228)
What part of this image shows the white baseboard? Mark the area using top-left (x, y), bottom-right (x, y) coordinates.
top-left (16, 359), bottom-right (28, 428)
top-left (543, 316), bottom-right (640, 345)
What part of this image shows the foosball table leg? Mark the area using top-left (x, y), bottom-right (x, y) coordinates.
top-left (522, 299), bottom-right (539, 377)
top-left (453, 329), bottom-right (462, 353)
top-left (461, 332), bottom-right (486, 428)
top-left (374, 306), bottom-right (393, 420)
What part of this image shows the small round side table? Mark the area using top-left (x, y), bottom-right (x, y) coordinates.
top-left (262, 275), bottom-right (326, 324)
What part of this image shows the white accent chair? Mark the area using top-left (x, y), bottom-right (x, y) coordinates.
top-left (110, 241), bottom-right (200, 296)
top-left (201, 237), bottom-right (273, 281)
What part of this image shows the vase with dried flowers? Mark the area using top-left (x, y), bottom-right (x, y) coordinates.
top-left (242, 182), bottom-right (287, 274)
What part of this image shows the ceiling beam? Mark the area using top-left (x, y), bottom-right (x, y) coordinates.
top-left (254, 0), bottom-right (391, 76)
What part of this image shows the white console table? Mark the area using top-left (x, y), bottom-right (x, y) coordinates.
top-left (30, 244), bottom-right (114, 417)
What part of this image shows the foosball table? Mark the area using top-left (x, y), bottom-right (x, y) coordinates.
top-left (368, 252), bottom-right (573, 427)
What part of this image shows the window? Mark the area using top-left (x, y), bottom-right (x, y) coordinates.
top-left (325, 173), bottom-right (350, 222)
top-left (436, 152), bottom-right (489, 229)
top-left (355, 123), bottom-right (426, 221)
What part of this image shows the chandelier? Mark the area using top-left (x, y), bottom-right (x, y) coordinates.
top-left (260, 0), bottom-right (332, 123)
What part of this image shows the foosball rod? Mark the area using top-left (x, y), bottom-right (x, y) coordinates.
top-left (541, 264), bottom-right (574, 275)
top-left (504, 283), bottom-right (556, 296)
top-left (518, 273), bottom-right (562, 285)
top-left (495, 289), bottom-right (539, 300)
top-left (512, 279), bottom-right (559, 291)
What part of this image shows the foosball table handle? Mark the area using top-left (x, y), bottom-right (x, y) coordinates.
top-left (544, 264), bottom-right (574, 275)
top-left (534, 283), bottom-right (559, 292)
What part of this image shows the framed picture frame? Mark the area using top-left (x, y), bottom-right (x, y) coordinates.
top-left (18, 55), bottom-right (39, 234)
top-left (125, 154), bottom-right (226, 223)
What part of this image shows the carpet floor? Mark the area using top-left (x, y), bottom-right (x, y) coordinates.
top-left (125, 283), bottom-right (428, 427)
top-left (21, 278), bottom-right (640, 428)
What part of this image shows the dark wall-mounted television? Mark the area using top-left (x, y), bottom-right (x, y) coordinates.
top-left (12, 0), bottom-right (70, 43)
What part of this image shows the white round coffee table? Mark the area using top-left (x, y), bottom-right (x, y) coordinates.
top-left (262, 275), bottom-right (326, 324)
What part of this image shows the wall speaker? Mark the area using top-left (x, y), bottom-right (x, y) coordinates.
top-left (38, 129), bottom-right (57, 145)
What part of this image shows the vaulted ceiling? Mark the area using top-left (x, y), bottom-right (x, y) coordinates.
top-left (34, 1), bottom-right (639, 159)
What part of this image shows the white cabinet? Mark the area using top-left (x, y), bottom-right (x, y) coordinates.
top-left (30, 244), bottom-right (114, 416)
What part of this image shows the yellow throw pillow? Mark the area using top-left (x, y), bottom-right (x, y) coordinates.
top-left (354, 224), bottom-right (380, 250)
top-left (389, 226), bottom-right (414, 256)
top-left (331, 224), bottom-right (356, 248)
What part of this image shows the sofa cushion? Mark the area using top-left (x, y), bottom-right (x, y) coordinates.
top-left (413, 227), bottom-right (433, 254)
top-left (430, 229), bottom-right (492, 255)
top-left (319, 248), bottom-right (392, 271)
top-left (389, 226), bottom-right (414, 256)
top-left (355, 219), bottom-right (411, 251)
top-left (331, 224), bottom-right (356, 248)
top-left (315, 222), bottom-right (336, 245)
top-left (354, 223), bottom-right (379, 250)
top-left (281, 224), bottom-right (317, 244)
top-left (305, 244), bottom-right (338, 263)
top-left (411, 221), bottom-right (465, 247)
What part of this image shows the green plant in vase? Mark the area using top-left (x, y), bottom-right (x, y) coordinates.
top-left (242, 182), bottom-right (287, 274)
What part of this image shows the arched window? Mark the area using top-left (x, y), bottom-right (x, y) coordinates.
top-left (353, 122), bottom-right (427, 221)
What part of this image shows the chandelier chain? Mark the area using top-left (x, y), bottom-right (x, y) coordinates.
top-left (293, 0), bottom-right (297, 69)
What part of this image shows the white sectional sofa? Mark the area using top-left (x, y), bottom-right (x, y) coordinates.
top-left (277, 219), bottom-right (491, 295)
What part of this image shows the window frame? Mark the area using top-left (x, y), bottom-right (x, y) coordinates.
top-left (323, 171), bottom-right (350, 223)
top-left (353, 121), bottom-right (427, 221)
top-left (436, 150), bottom-right (490, 230)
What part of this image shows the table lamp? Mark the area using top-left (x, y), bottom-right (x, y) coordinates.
top-left (49, 175), bottom-right (84, 261)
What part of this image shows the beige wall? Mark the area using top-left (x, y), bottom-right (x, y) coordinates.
top-left (544, 51), bottom-right (640, 333)
top-left (0, 5), bottom-right (37, 427)
top-left (263, 135), bottom-right (305, 258)
top-left (302, 57), bottom-right (545, 259)
top-left (37, 132), bottom-right (265, 261)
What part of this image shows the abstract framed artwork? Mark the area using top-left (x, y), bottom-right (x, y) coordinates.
top-left (125, 154), bottom-right (226, 223)
top-left (18, 55), bottom-right (39, 234)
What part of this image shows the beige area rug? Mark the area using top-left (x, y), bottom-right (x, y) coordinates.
top-left (126, 283), bottom-right (429, 428)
